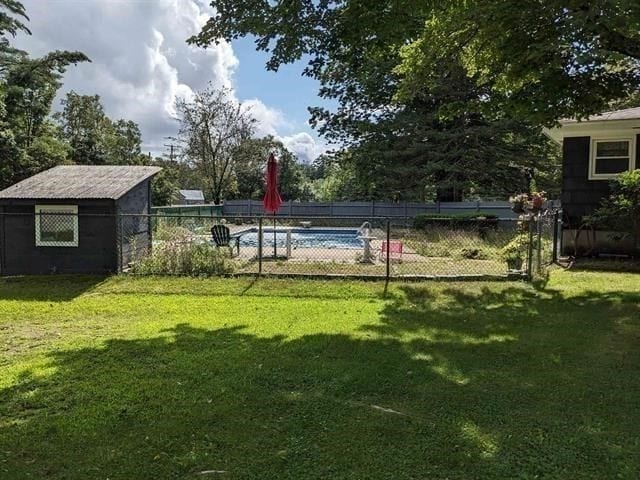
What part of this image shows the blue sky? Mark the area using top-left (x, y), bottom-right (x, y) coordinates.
top-left (14, 0), bottom-right (331, 163)
top-left (232, 37), bottom-right (327, 132)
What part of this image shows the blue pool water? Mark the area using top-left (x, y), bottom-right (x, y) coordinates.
top-left (235, 228), bottom-right (364, 249)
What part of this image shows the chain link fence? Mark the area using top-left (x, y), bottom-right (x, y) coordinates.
top-left (0, 211), bottom-right (560, 279)
top-left (119, 212), bottom-right (563, 280)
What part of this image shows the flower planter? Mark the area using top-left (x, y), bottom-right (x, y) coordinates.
top-left (506, 257), bottom-right (524, 271)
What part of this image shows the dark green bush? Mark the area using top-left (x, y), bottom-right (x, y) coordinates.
top-left (414, 212), bottom-right (499, 230)
top-left (586, 170), bottom-right (640, 250)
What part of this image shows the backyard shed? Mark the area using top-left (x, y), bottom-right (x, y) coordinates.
top-left (174, 189), bottom-right (205, 205)
top-left (0, 165), bottom-right (161, 275)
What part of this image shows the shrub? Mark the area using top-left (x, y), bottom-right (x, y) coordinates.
top-left (153, 224), bottom-right (195, 242)
top-left (586, 170), bottom-right (640, 250)
top-left (134, 230), bottom-right (235, 276)
top-left (414, 212), bottom-right (499, 231)
top-left (500, 234), bottom-right (527, 265)
top-left (459, 248), bottom-right (488, 260)
top-left (134, 243), bottom-right (235, 276)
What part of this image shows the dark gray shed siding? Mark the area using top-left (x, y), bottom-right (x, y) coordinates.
top-left (0, 200), bottom-right (117, 275)
top-left (561, 134), bottom-right (640, 225)
top-left (116, 180), bottom-right (153, 268)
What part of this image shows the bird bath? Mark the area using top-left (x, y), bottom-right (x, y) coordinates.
top-left (357, 221), bottom-right (376, 263)
top-left (358, 234), bottom-right (377, 263)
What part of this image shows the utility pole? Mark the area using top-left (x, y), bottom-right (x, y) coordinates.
top-left (163, 136), bottom-right (181, 162)
top-left (163, 143), bottom-right (177, 161)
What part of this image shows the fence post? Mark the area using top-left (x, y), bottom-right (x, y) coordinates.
top-left (537, 214), bottom-right (543, 272)
top-left (552, 210), bottom-right (560, 263)
top-left (258, 216), bottom-right (263, 275)
top-left (386, 219), bottom-right (391, 282)
top-left (436, 200), bottom-right (441, 214)
top-left (526, 216), bottom-right (534, 280)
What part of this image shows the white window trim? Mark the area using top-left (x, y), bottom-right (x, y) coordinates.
top-left (589, 137), bottom-right (635, 180)
top-left (35, 205), bottom-right (79, 247)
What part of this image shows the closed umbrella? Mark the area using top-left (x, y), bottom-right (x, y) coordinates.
top-left (263, 153), bottom-right (282, 257)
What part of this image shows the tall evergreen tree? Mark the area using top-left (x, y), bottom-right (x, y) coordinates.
top-left (0, 1), bottom-right (88, 189)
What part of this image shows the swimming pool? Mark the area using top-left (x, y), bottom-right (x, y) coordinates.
top-left (235, 228), bottom-right (364, 249)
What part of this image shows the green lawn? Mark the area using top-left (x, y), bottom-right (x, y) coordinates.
top-left (1, 270), bottom-right (639, 479)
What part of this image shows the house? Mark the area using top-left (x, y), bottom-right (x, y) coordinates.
top-left (174, 189), bottom-right (205, 205)
top-left (546, 107), bottom-right (640, 253)
top-left (546, 107), bottom-right (640, 222)
top-left (0, 165), bottom-right (161, 275)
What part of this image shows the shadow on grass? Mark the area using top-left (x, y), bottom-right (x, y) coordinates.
top-left (0, 275), bottom-right (109, 302)
top-left (567, 258), bottom-right (640, 273)
top-left (2, 284), bottom-right (640, 479)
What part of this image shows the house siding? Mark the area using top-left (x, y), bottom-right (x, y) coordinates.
top-left (561, 136), bottom-right (613, 225)
top-left (0, 199), bottom-right (117, 275)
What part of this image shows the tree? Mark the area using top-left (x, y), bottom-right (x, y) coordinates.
top-left (0, 1), bottom-right (88, 189)
top-left (230, 137), bottom-right (271, 199)
top-left (277, 147), bottom-right (315, 202)
top-left (229, 136), bottom-right (314, 201)
top-left (395, 1), bottom-right (640, 124)
top-left (103, 119), bottom-right (143, 165)
top-left (588, 170), bottom-right (640, 250)
top-left (176, 86), bottom-right (255, 204)
top-left (191, 1), bottom-right (563, 201)
top-left (56, 92), bottom-right (110, 164)
top-left (0, 1), bottom-right (88, 172)
top-left (192, 1), bottom-right (640, 125)
top-left (55, 92), bottom-right (147, 166)
top-left (0, 53), bottom-right (88, 189)
top-left (0, 0), bottom-right (30, 74)
top-left (311, 154), bottom-right (362, 201)
top-left (149, 158), bottom-right (180, 206)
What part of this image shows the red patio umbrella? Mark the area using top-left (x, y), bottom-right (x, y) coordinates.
top-left (263, 153), bottom-right (282, 214)
top-left (263, 153), bottom-right (282, 257)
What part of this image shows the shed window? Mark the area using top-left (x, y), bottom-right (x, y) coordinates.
top-left (35, 205), bottom-right (79, 247)
top-left (590, 139), bottom-right (634, 180)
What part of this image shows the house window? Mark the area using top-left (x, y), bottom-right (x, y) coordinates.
top-left (35, 205), bottom-right (79, 247)
top-left (589, 139), bottom-right (634, 180)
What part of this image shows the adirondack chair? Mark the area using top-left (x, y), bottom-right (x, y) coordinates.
top-left (379, 240), bottom-right (403, 263)
top-left (211, 224), bottom-right (240, 256)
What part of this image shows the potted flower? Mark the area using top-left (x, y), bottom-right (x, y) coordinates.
top-left (530, 190), bottom-right (547, 214)
top-left (509, 193), bottom-right (529, 214)
top-left (501, 236), bottom-right (526, 271)
top-left (509, 191), bottom-right (548, 215)
top-left (504, 250), bottom-right (524, 271)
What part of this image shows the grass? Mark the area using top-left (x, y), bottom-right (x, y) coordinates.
top-left (1, 270), bottom-right (639, 479)
top-left (400, 225), bottom-right (519, 260)
top-left (239, 257), bottom-right (512, 277)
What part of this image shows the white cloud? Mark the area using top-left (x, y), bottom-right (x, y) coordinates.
top-left (14, 0), bottom-right (326, 162)
top-left (281, 132), bottom-right (329, 164)
top-left (241, 98), bottom-right (289, 137)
